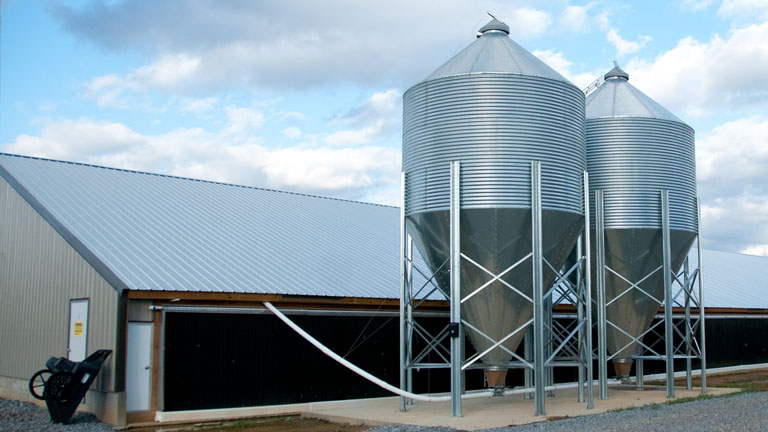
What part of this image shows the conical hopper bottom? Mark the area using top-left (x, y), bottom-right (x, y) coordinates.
top-left (408, 208), bottom-right (583, 372)
top-left (593, 228), bottom-right (696, 368)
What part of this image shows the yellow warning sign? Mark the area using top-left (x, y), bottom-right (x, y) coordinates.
top-left (74, 322), bottom-right (84, 337)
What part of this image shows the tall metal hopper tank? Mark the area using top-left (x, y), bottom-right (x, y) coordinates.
top-left (402, 18), bottom-right (586, 385)
top-left (586, 64), bottom-right (697, 377)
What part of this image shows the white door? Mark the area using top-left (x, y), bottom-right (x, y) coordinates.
top-left (68, 299), bottom-right (89, 362)
top-left (126, 322), bottom-right (153, 412)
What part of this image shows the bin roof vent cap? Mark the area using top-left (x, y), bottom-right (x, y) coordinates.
top-left (477, 16), bottom-right (509, 37)
top-left (604, 61), bottom-right (629, 81)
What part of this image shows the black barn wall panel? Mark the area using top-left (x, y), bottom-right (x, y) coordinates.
top-left (163, 311), bottom-right (768, 411)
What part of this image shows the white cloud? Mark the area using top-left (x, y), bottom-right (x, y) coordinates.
top-left (84, 54), bottom-right (201, 107)
top-left (261, 146), bottom-right (400, 191)
top-left (283, 111), bottom-right (308, 122)
top-left (557, 4), bottom-right (592, 33)
top-left (741, 244), bottom-right (768, 255)
top-left (132, 54), bottom-right (201, 89)
top-left (282, 127), bottom-right (302, 139)
top-left (718, 0), bottom-right (768, 19)
top-left (627, 22), bottom-right (768, 117)
top-left (696, 115), bottom-right (768, 193)
top-left (38, 102), bottom-right (58, 113)
top-left (506, 8), bottom-right (552, 37)
top-left (701, 194), bottom-right (768, 255)
top-left (54, 2), bottom-right (553, 92)
top-left (325, 89), bottom-right (401, 146)
top-left (695, 116), bottom-right (768, 255)
top-left (179, 97), bottom-right (219, 114)
top-left (84, 74), bottom-right (127, 107)
top-left (681, 0), bottom-right (715, 11)
top-left (4, 118), bottom-right (400, 204)
top-left (606, 28), bottom-right (652, 57)
top-left (533, 49), bottom-right (573, 75)
top-left (592, 9), bottom-right (651, 58)
top-left (532, 49), bottom-right (603, 89)
top-left (7, 119), bottom-right (144, 158)
top-left (594, 10), bottom-right (610, 30)
top-left (223, 106), bottom-right (264, 136)
top-left (325, 128), bottom-right (381, 146)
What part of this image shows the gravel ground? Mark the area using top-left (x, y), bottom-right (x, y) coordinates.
top-left (0, 397), bottom-right (114, 432)
top-left (368, 391), bottom-right (768, 432)
top-left (2, 392), bottom-right (766, 431)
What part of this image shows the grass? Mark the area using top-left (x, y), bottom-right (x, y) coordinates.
top-left (604, 369), bottom-right (766, 414)
top-left (607, 405), bottom-right (638, 413)
top-left (642, 369), bottom-right (768, 408)
top-left (665, 393), bottom-right (717, 405)
top-left (606, 394), bottom-right (725, 415)
top-left (169, 415), bottom-right (308, 431)
top-left (221, 417), bottom-right (293, 429)
top-left (156, 415), bottom-right (367, 432)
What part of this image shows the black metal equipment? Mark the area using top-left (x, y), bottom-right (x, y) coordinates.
top-left (28, 349), bottom-right (112, 424)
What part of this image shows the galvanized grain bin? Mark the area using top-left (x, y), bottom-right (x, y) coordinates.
top-left (402, 18), bottom-right (586, 384)
top-left (586, 64), bottom-right (697, 376)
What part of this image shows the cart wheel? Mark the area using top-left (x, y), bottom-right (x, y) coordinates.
top-left (44, 371), bottom-right (75, 402)
top-left (28, 369), bottom-right (53, 400)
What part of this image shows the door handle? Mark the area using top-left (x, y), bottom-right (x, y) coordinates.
top-left (144, 366), bottom-right (150, 370)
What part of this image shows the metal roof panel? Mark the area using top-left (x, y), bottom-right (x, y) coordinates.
top-left (688, 248), bottom-right (768, 309)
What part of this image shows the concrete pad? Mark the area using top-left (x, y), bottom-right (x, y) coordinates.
top-left (302, 385), bottom-right (739, 430)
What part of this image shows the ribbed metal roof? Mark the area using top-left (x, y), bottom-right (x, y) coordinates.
top-left (688, 249), bottom-right (768, 310)
top-left (422, 19), bottom-right (569, 83)
top-left (586, 66), bottom-right (682, 122)
top-left (0, 153), bottom-right (425, 298)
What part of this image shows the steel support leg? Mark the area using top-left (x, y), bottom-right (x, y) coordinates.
top-left (636, 354), bottom-right (644, 390)
top-left (583, 172), bottom-right (594, 410)
top-left (460, 315), bottom-right (466, 395)
top-left (532, 161), bottom-right (545, 416)
top-left (545, 294), bottom-right (554, 397)
top-left (399, 172), bottom-right (408, 412)
top-left (684, 258), bottom-right (692, 390)
top-left (697, 198), bottom-right (707, 394)
top-left (406, 237), bottom-right (414, 405)
top-left (577, 235), bottom-right (585, 404)
top-left (595, 190), bottom-right (608, 400)
top-left (450, 161), bottom-right (462, 417)
top-left (524, 326), bottom-right (533, 400)
top-left (662, 190), bottom-right (675, 399)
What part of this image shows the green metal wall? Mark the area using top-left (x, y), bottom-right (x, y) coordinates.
top-left (0, 178), bottom-right (121, 392)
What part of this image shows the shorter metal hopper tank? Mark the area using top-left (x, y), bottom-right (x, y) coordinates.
top-left (403, 18), bottom-right (586, 385)
top-left (586, 64), bottom-right (698, 377)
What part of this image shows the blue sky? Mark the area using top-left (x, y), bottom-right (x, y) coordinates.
top-left (2, 0), bottom-right (768, 256)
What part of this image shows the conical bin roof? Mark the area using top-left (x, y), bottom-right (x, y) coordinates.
top-left (587, 64), bottom-right (682, 122)
top-left (423, 20), bottom-right (570, 83)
